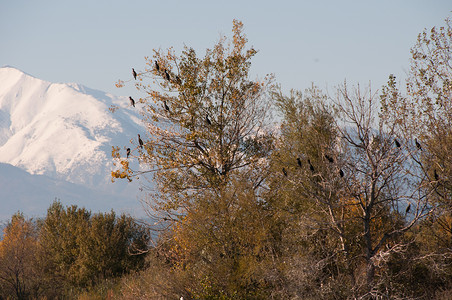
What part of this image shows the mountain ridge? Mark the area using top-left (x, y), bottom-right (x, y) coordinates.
top-left (0, 66), bottom-right (146, 219)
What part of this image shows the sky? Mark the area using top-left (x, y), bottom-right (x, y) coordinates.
top-left (0, 1), bottom-right (450, 99)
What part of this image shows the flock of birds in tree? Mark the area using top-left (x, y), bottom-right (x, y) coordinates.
top-left (285, 155), bottom-right (343, 179)
top-left (280, 137), bottom-right (439, 186)
top-left (280, 137), bottom-right (442, 218)
top-left (128, 66), bottom-right (439, 199)
top-left (126, 65), bottom-right (213, 159)
top-left (129, 63), bottom-right (182, 110)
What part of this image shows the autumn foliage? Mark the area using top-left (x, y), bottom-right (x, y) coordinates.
top-left (0, 203), bottom-right (149, 299)
top-left (2, 18), bottom-right (452, 300)
top-left (110, 18), bottom-right (452, 299)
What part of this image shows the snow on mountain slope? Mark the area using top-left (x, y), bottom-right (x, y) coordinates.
top-left (0, 66), bottom-right (149, 219)
top-left (0, 66), bottom-right (142, 186)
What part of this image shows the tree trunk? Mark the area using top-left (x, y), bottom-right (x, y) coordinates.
top-left (366, 260), bottom-right (375, 291)
top-left (363, 209), bottom-right (374, 291)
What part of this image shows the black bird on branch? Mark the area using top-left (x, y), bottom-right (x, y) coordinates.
top-left (415, 138), bottom-right (422, 150)
top-left (164, 69), bottom-right (171, 81)
top-left (282, 167), bottom-right (288, 177)
top-left (193, 139), bottom-right (207, 156)
top-left (138, 134), bottom-right (144, 149)
top-left (132, 68), bottom-right (137, 80)
top-left (126, 148), bottom-right (131, 158)
top-left (405, 203), bottom-right (411, 215)
top-left (325, 154), bottom-right (334, 163)
top-left (155, 61), bottom-right (160, 72)
top-left (307, 159), bottom-right (315, 172)
top-left (164, 101), bottom-right (170, 112)
top-left (394, 139), bottom-right (401, 148)
top-left (297, 157), bottom-right (302, 167)
top-left (205, 114), bottom-right (212, 126)
top-left (339, 168), bottom-right (344, 178)
top-left (434, 169), bottom-right (439, 181)
top-left (129, 96), bottom-right (135, 107)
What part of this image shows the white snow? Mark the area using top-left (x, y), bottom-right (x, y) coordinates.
top-left (0, 66), bottom-right (148, 220)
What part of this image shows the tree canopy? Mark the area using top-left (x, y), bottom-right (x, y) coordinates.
top-left (96, 17), bottom-right (452, 299)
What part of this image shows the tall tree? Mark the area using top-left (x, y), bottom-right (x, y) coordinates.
top-left (112, 20), bottom-right (273, 210)
top-left (408, 18), bottom-right (452, 219)
top-left (380, 18), bottom-right (452, 294)
top-left (272, 83), bottom-right (437, 297)
top-left (268, 86), bottom-right (358, 299)
top-left (334, 82), bottom-right (431, 295)
top-left (39, 202), bottom-right (91, 289)
top-left (381, 18), bottom-right (452, 208)
top-left (112, 20), bottom-right (276, 298)
top-left (0, 213), bottom-right (40, 299)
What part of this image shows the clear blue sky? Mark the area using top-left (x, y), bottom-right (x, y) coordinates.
top-left (1, 0), bottom-right (450, 98)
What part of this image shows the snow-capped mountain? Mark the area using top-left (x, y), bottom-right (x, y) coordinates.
top-left (0, 66), bottom-right (147, 219)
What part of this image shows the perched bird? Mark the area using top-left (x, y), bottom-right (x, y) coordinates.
top-left (129, 96), bottom-right (135, 107)
top-left (205, 114), bottom-right (212, 126)
top-left (126, 148), bottom-right (131, 158)
top-left (405, 203), bottom-right (411, 214)
top-left (164, 101), bottom-right (170, 112)
top-left (308, 159), bottom-right (315, 172)
top-left (132, 68), bottom-right (137, 80)
top-left (282, 167), bottom-right (288, 177)
top-left (415, 138), bottom-right (422, 150)
top-left (164, 69), bottom-right (171, 81)
top-left (138, 134), bottom-right (144, 149)
top-left (434, 169), bottom-right (439, 181)
top-left (325, 154), bottom-right (334, 163)
top-left (339, 168), bottom-right (344, 178)
top-left (193, 139), bottom-right (206, 155)
top-left (155, 61), bottom-right (160, 72)
top-left (297, 157), bottom-right (302, 167)
top-left (394, 139), bottom-right (401, 148)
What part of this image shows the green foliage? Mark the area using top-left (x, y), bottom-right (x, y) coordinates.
top-left (270, 85), bottom-right (340, 211)
top-left (267, 86), bottom-right (359, 298)
top-left (38, 201), bottom-right (149, 294)
top-left (167, 178), bottom-right (278, 299)
top-left (39, 202), bottom-right (90, 288)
